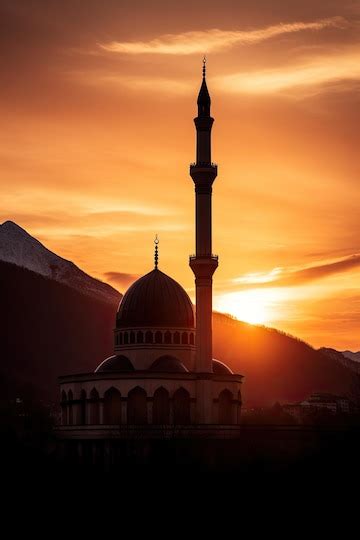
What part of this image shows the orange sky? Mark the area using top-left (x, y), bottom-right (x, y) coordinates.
top-left (1, 0), bottom-right (360, 350)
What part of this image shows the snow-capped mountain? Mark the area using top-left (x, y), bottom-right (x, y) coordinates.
top-left (342, 350), bottom-right (360, 363)
top-left (319, 347), bottom-right (360, 374)
top-left (0, 220), bottom-right (121, 304)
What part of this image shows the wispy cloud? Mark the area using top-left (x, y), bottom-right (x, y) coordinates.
top-left (234, 254), bottom-right (360, 289)
top-left (216, 48), bottom-right (360, 94)
top-left (99, 17), bottom-right (345, 55)
top-left (0, 206), bottom-right (186, 239)
top-left (234, 267), bottom-right (283, 284)
top-left (73, 71), bottom-right (191, 94)
top-left (104, 271), bottom-right (139, 289)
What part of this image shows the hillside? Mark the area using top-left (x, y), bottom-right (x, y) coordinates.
top-left (212, 314), bottom-right (357, 406)
top-left (1, 260), bottom-right (357, 406)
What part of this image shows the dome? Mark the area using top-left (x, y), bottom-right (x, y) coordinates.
top-left (95, 355), bottom-right (135, 373)
top-left (150, 355), bottom-right (189, 373)
top-left (212, 359), bottom-right (233, 375)
top-left (116, 268), bottom-right (194, 329)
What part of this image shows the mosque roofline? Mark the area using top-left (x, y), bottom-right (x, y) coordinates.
top-left (58, 371), bottom-right (244, 383)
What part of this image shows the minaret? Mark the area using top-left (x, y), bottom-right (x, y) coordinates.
top-left (189, 58), bottom-right (218, 373)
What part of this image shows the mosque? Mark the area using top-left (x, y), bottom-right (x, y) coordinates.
top-left (57, 61), bottom-right (243, 442)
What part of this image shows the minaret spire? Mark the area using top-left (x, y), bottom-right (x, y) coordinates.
top-left (154, 235), bottom-right (159, 269)
top-left (197, 57), bottom-right (211, 120)
top-left (189, 59), bottom-right (218, 387)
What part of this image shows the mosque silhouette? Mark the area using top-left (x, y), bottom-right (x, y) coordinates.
top-left (57, 60), bottom-right (243, 451)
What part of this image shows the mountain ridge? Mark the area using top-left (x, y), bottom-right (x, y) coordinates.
top-left (319, 347), bottom-right (360, 375)
top-left (342, 350), bottom-right (360, 363)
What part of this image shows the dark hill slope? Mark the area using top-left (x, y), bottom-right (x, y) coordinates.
top-left (212, 313), bottom-right (356, 406)
top-left (0, 260), bottom-right (119, 402)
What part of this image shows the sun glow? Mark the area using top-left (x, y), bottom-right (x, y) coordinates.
top-left (215, 288), bottom-right (286, 325)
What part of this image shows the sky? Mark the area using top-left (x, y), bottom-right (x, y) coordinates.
top-left (1, 0), bottom-right (360, 350)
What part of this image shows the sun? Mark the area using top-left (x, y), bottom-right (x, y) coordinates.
top-left (215, 289), bottom-right (279, 325)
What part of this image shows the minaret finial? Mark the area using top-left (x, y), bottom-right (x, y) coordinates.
top-left (203, 55), bottom-right (206, 78)
top-left (154, 234), bottom-right (159, 269)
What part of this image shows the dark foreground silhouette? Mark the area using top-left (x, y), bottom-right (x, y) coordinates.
top-left (2, 414), bottom-right (360, 490)
top-left (1, 394), bottom-right (360, 487)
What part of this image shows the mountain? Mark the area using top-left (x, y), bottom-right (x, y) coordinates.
top-left (342, 350), bottom-right (360, 363)
top-left (0, 220), bottom-right (119, 304)
top-left (319, 347), bottom-right (360, 375)
top-left (1, 259), bottom-right (358, 407)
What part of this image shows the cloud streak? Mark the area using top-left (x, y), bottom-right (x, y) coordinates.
top-left (104, 271), bottom-right (140, 289)
top-left (216, 48), bottom-right (360, 94)
top-left (234, 254), bottom-right (360, 289)
top-left (99, 17), bottom-right (345, 55)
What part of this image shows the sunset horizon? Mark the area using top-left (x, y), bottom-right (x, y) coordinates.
top-left (1, 0), bottom-right (359, 351)
top-left (3, 0), bottom-right (360, 486)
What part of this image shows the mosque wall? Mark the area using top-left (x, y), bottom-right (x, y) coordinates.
top-left (59, 375), bottom-right (242, 427)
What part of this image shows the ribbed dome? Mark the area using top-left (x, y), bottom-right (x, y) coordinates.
top-left (95, 355), bottom-right (134, 373)
top-left (213, 359), bottom-right (233, 375)
top-left (150, 356), bottom-right (189, 373)
top-left (116, 268), bottom-right (194, 328)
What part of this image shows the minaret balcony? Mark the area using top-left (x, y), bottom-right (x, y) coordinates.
top-left (189, 254), bottom-right (218, 262)
top-left (189, 254), bottom-right (219, 278)
top-left (190, 162), bottom-right (217, 171)
top-left (190, 163), bottom-right (218, 187)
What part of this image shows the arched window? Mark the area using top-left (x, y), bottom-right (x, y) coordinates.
top-left (119, 333), bottom-right (123, 345)
top-left (124, 332), bottom-right (129, 344)
top-left (145, 331), bottom-right (153, 344)
top-left (173, 331), bottom-right (180, 344)
top-left (103, 387), bottom-right (122, 425)
top-left (61, 390), bottom-right (67, 426)
top-left (137, 331), bottom-right (144, 343)
top-left (190, 333), bottom-right (194, 345)
top-left (153, 387), bottom-right (170, 425)
top-left (173, 388), bottom-right (190, 425)
top-left (164, 331), bottom-right (172, 344)
top-left (218, 389), bottom-right (233, 424)
top-left (155, 331), bottom-right (162, 344)
top-left (68, 390), bottom-right (74, 425)
top-left (79, 389), bottom-right (87, 425)
top-left (130, 331), bottom-right (135, 344)
top-left (89, 388), bottom-right (100, 425)
top-left (127, 387), bottom-right (148, 424)
top-left (181, 332), bottom-right (188, 344)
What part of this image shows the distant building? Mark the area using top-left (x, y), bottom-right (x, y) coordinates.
top-left (282, 403), bottom-right (304, 422)
top-left (284, 393), bottom-right (354, 420)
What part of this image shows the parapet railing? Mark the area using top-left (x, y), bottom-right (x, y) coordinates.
top-left (189, 254), bottom-right (219, 261)
top-left (190, 162), bottom-right (217, 168)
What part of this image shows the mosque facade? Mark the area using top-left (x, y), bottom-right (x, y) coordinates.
top-left (57, 62), bottom-right (243, 440)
